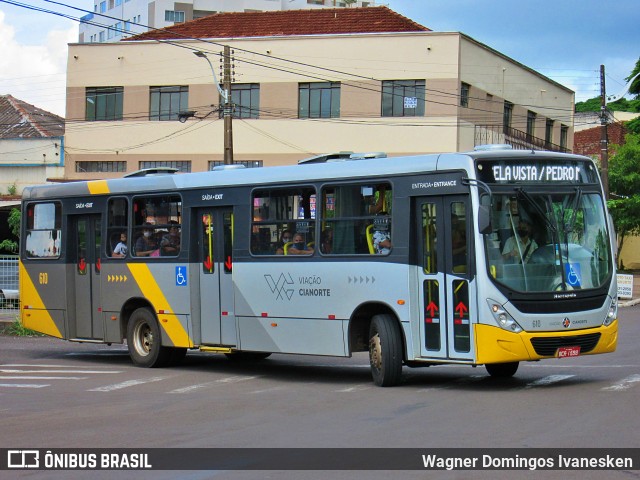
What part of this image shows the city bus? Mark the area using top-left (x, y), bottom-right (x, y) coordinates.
top-left (19, 146), bottom-right (618, 386)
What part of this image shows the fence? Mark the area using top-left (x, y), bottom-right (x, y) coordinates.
top-left (0, 255), bottom-right (19, 313)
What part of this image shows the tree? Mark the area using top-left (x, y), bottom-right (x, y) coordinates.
top-left (0, 208), bottom-right (20, 254)
top-left (607, 134), bottom-right (640, 268)
top-left (627, 57), bottom-right (640, 97)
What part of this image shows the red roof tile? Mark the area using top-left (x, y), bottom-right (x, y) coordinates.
top-left (126, 6), bottom-right (429, 41)
top-left (0, 95), bottom-right (65, 139)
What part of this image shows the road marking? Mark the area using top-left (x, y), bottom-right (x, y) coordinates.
top-left (88, 377), bottom-right (165, 392)
top-left (601, 374), bottom-right (640, 391)
top-left (0, 376), bottom-right (87, 380)
top-left (215, 376), bottom-right (258, 384)
top-left (168, 383), bottom-right (215, 394)
top-left (0, 369), bottom-right (122, 374)
top-left (525, 374), bottom-right (575, 388)
top-left (0, 384), bottom-right (49, 388)
top-left (336, 384), bottom-right (371, 393)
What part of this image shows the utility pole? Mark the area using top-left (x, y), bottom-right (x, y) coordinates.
top-left (223, 45), bottom-right (233, 165)
top-left (600, 64), bottom-right (609, 200)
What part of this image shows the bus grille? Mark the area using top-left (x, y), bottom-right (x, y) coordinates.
top-left (530, 333), bottom-right (601, 356)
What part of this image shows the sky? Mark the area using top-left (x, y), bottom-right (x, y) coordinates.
top-left (0, 0), bottom-right (637, 117)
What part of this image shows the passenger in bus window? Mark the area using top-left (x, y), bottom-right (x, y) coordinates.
top-left (369, 184), bottom-right (389, 215)
top-left (160, 221), bottom-right (181, 256)
top-left (288, 232), bottom-right (314, 255)
top-left (372, 214), bottom-right (392, 255)
top-left (320, 228), bottom-right (333, 254)
top-left (502, 219), bottom-right (538, 264)
top-left (112, 232), bottom-right (128, 258)
top-left (275, 230), bottom-right (292, 255)
top-left (135, 223), bottom-right (159, 257)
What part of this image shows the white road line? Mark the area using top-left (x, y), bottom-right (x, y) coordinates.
top-left (525, 374), bottom-right (575, 388)
top-left (601, 374), bottom-right (640, 391)
top-left (336, 384), bottom-right (372, 393)
top-left (0, 369), bottom-right (122, 374)
top-left (215, 376), bottom-right (258, 384)
top-left (0, 376), bottom-right (88, 380)
top-left (88, 377), bottom-right (165, 392)
top-left (168, 383), bottom-right (214, 394)
top-left (0, 384), bottom-right (49, 388)
top-left (1, 364), bottom-right (73, 368)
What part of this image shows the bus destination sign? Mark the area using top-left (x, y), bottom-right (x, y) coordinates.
top-left (477, 160), bottom-right (598, 185)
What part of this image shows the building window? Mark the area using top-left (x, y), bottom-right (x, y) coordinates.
top-left (526, 110), bottom-right (537, 140)
top-left (299, 82), bottom-right (340, 119)
top-left (165, 10), bottom-right (185, 23)
top-left (460, 82), bottom-right (470, 108)
top-left (100, 1), bottom-right (106, 13)
top-left (560, 125), bottom-right (568, 150)
top-left (222, 83), bottom-right (260, 119)
top-left (76, 161), bottom-right (126, 173)
top-left (139, 161), bottom-right (191, 173)
top-left (503, 101), bottom-right (513, 133)
top-left (86, 87), bottom-right (123, 121)
top-left (99, 30), bottom-right (105, 42)
top-left (149, 86), bottom-right (188, 121)
top-left (545, 119), bottom-right (554, 147)
top-left (381, 80), bottom-right (425, 117)
top-left (209, 160), bottom-right (263, 169)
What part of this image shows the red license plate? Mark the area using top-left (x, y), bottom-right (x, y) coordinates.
top-left (557, 346), bottom-right (581, 358)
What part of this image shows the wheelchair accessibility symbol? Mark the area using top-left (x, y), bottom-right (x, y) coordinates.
top-left (564, 263), bottom-right (581, 288)
top-left (176, 266), bottom-right (187, 286)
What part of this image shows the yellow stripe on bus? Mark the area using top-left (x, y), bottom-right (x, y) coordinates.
top-left (127, 263), bottom-right (192, 347)
top-left (19, 261), bottom-right (63, 338)
top-left (87, 180), bottom-right (110, 195)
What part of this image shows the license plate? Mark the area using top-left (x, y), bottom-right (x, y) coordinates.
top-left (557, 346), bottom-right (581, 358)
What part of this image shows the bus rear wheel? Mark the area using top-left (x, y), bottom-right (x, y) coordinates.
top-left (485, 362), bottom-right (519, 378)
top-left (368, 314), bottom-right (403, 387)
top-left (127, 308), bottom-right (171, 368)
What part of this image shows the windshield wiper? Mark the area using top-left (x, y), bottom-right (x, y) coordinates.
top-left (564, 187), bottom-right (583, 235)
top-left (515, 188), bottom-right (556, 233)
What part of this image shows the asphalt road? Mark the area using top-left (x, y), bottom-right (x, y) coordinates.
top-left (1, 306), bottom-right (639, 480)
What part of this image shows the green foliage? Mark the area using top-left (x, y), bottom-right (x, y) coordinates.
top-left (627, 57), bottom-right (640, 97)
top-left (575, 97), bottom-right (640, 113)
top-left (4, 319), bottom-right (42, 337)
top-left (0, 208), bottom-right (20, 254)
top-left (607, 133), bottom-right (640, 266)
top-left (7, 183), bottom-right (17, 196)
top-left (575, 97), bottom-right (601, 112)
top-left (627, 117), bottom-right (640, 134)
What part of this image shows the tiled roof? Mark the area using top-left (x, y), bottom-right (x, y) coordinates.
top-left (0, 95), bottom-right (65, 139)
top-left (126, 6), bottom-right (429, 41)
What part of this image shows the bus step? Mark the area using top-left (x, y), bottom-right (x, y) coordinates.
top-left (199, 346), bottom-right (234, 353)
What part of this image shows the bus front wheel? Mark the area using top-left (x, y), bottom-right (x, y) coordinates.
top-left (485, 362), bottom-right (519, 378)
top-left (127, 308), bottom-right (171, 368)
top-left (368, 314), bottom-right (403, 387)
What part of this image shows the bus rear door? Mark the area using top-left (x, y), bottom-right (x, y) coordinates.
top-left (196, 208), bottom-right (236, 346)
top-left (70, 214), bottom-right (104, 340)
top-left (415, 196), bottom-right (475, 361)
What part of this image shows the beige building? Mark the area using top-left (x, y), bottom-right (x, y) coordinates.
top-left (63, 7), bottom-right (575, 180)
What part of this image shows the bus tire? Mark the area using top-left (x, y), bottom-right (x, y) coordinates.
top-left (127, 308), bottom-right (171, 368)
top-left (485, 362), bottom-right (519, 378)
top-left (368, 314), bottom-right (403, 387)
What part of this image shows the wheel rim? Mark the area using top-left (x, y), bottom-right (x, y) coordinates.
top-left (369, 332), bottom-right (382, 371)
top-left (133, 321), bottom-right (153, 357)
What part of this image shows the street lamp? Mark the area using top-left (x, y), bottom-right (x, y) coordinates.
top-left (194, 50), bottom-right (233, 165)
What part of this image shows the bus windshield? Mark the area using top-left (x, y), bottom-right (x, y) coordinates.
top-left (484, 190), bottom-right (612, 293)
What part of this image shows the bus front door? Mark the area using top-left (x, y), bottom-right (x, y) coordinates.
top-left (415, 197), bottom-right (475, 361)
top-left (71, 214), bottom-right (103, 340)
top-left (197, 208), bottom-right (236, 346)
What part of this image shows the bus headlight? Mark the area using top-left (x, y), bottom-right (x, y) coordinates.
top-left (487, 299), bottom-right (523, 333)
top-left (604, 297), bottom-right (617, 326)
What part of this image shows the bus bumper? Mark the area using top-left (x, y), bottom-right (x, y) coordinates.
top-left (475, 320), bottom-right (618, 364)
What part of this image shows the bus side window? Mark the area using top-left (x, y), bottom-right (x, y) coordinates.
top-left (107, 198), bottom-right (128, 258)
